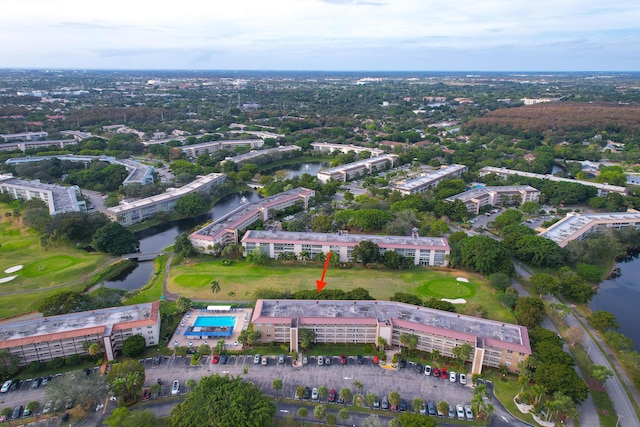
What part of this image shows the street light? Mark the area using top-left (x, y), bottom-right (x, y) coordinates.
top-left (615, 414), bottom-right (622, 427)
top-left (587, 347), bottom-right (591, 357)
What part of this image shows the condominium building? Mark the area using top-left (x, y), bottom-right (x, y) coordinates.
top-left (106, 173), bottom-right (226, 226)
top-left (0, 302), bottom-right (160, 366)
top-left (251, 299), bottom-right (531, 374)
top-left (479, 166), bottom-right (628, 197)
top-left (0, 173), bottom-right (86, 215)
top-left (222, 145), bottom-right (301, 165)
top-left (0, 131), bottom-right (49, 142)
top-left (446, 185), bottom-right (540, 215)
top-left (0, 139), bottom-right (77, 152)
top-left (190, 187), bottom-right (316, 252)
top-left (391, 164), bottom-right (468, 195)
top-left (241, 230), bottom-right (450, 266)
top-left (311, 142), bottom-right (385, 157)
top-left (180, 139), bottom-right (264, 158)
top-left (539, 211), bottom-right (640, 248)
top-left (316, 154), bottom-right (398, 183)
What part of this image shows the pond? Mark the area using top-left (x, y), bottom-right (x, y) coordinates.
top-left (263, 161), bottom-right (329, 179)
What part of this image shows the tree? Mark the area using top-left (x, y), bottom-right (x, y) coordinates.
top-left (299, 328), bottom-right (316, 351)
top-left (520, 201), bottom-right (541, 214)
top-left (175, 296), bottom-right (192, 313)
top-left (399, 333), bottom-right (418, 355)
top-left (559, 324), bottom-right (583, 346)
top-left (106, 359), bottom-right (146, 404)
top-left (489, 272), bottom-right (511, 292)
top-left (529, 273), bottom-right (560, 297)
top-left (459, 235), bottom-right (514, 275)
top-left (533, 363), bottom-right (589, 402)
top-left (363, 414), bottom-right (382, 427)
top-left (105, 407), bottom-right (156, 427)
top-left (169, 374), bottom-right (275, 427)
top-left (238, 324), bottom-right (262, 348)
top-left (297, 407), bottom-right (308, 423)
top-left (587, 310), bottom-right (619, 332)
top-left (0, 408), bottom-right (11, 420)
top-left (493, 209), bottom-right (524, 229)
top-left (514, 297), bottom-right (546, 329)
top-left (46, 366), bottom-right (109, 410)
top-left (451, 343), bottom-right (473, 363)
top-left (338, 407), bottom-right (350, 422)
top-left (366, 392), bottom-right (378, 410)
top-left (36, 290), bottom-right (91, 316)
top-left (174, 233), bottom-right (197, 258)
top-left (185, 379), bottom-right (197, 393)
top-left (210, 280), bottom-right (221, 299)
top-left (92, 222), bottom-right (140, 256)
top-left (339, 388), bottom-right (353, 405)
top-left (437, 400), bottom-right (449, 417)
top-left (295, 386), bottom-right (306, 400)
top-left (174, 193), bottom-right (210, 217)
top-left (590, 365), bottom-right (614, 391)
top-left (0, 350), bottom-right (21, 380)
top-left (122, 334), bottom-right (147, 358)
top-left (388, 391), bottom-right (401, 410)
top-left (352, 240), bottom-right (380, 266)
top-left (397, 412), bottom-right (437, 427)
top-left (318, 385), bottom-right (328, 401)
top-left (412, 397), bottom-right (424, 413)
top-left (26, 400), bottom-right (40, 416)
top-left (313, 404), bottom-right (326, 422)
top-left (88, 342), bottom-right (103, 357)
top-left (271, 378), bottom-right (283, 398)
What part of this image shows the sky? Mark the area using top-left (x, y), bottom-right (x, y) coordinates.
top-left (1, 0), bottom-right (639, 71)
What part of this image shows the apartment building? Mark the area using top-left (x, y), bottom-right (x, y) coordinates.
top-left (241, 230), bottom-right (449, 266)
top-left (446, 185), bottom-right (540, 215)
top-left (180, 139), bottom-right (264, 158)
top-left (539, 211), bottom-right (640, 248)
top-left (479, 166), bottom-right (628, 197)
top-left (0, 139), bottom-right (77, 152)
top-left (0, 174), bottom-right (86, 215)
top-left (311, 142), bottom-right (385, 157)
top-left (106, 173), bottom-right (226, 226)
top-left (391, 164), bottom-right (468, 195)
top-left (0, 302), bottom-right (160, 366)
top-left (317, 154), bottom-right (398, 183)
top-left (251, 299), bottom-right (531, 374)
top-left (189, 187), bottom-right (316, 252)
top-left (222, 145), bottom-right (301, 165)
top-left (0, 131), bottom-right (49, 142)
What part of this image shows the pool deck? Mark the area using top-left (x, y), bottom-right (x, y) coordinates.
top-left (169, 307), bottom-right (253, 353)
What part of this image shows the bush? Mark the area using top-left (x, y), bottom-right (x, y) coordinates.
top-left (191, 353), bottom-right (202, 365)
top-left (65, 354), bottom-right (82, 366)
top-left (122, 334), bottom-right (147, 358)
top-left (47, 357), bottom-right (65, 370)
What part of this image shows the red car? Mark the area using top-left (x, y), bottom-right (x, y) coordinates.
top-left (211, 354), bottom-right (219, 364)
top-left (373, 355), bottom-right (379, 364)
top-left (339, 355), bottom-right (347, 365)
top-left (328, 389), bottom-right (336, 403)
top-left (440, 368), bottom-right (448, 379)
top-left (142, 387), bottom-right (150, 401)
top-left (433, 367), bottom-right (440, 377)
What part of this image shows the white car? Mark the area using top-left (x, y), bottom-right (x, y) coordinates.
top-left (253, 354), bottom-right (261, 364)
top-left (171, 380), bottom-right (180, 395)
top-left (424, 365), bottom-right (432, 376)
top-left (0, 380), bottom-right (11, 393)
top-left (449, 371), bottom-right (457, 382)
top-left (459, 373), bottom-right (467, 385)
top-left (456, 404), bottom-right (465, 419)
top-left (465, 404), bottom-right (474, 420)
top-left (317, 356), bottom-right (324, 366)
top-left (311, 387), bottom-right (319, 400)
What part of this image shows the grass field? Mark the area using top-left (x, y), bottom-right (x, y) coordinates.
top-left (0, 202), bottom-right (110, 319)
top-left (168, 259), bottom-right (515, 323)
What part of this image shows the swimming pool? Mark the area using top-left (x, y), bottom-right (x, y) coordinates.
top-left (193, 316), bottom-right (236, 328)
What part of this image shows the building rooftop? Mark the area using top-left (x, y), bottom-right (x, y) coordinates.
top-left (254, 299), bottom-right (530, 353)
top-left (223, 145), bottom-right (300, 164)
top-left (317, 154), bottom-right (397, 175)
top-left (0, 175), bottom-right (82, 214)
top-left (539, 211), bottom-right (640, 246)
top-left (446, 185), bottom-right (539, 202)
top-left (392, 164), bottom-right (467, 192)
top-left (0, 302), bottom-right (159, 348)
top-left (243, 230), bottom-right (449, 249)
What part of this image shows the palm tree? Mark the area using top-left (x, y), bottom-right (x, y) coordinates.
top-left (210, 280), bottom-right (221, 299)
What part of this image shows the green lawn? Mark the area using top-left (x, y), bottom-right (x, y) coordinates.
top-left (0, 203), bottom-right (109, 319)
top-left (169, 259), bottom-right (515, 323)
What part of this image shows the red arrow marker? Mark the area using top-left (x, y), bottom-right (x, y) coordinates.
top-left (316, 252), bottom-right (332, 292)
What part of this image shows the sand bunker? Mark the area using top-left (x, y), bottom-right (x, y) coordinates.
top-left (0, 276), bottom-right (17, 284)
top-left (441, 298), bottom-right (467, 304)
top-left (456, 277), bottom-right (469, 283)
top-left (4, 265), bottom-right (23, 274)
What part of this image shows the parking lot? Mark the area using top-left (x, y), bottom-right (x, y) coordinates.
top-left (1, 353), bottom-right (478, 423)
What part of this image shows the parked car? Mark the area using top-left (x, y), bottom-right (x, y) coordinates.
top-left (278, 354), bottom-right (285, 364)
top-left (261, 356), bottom-right (268, 366)
top-left (428, 401), bottom-right (436, 416)
top-left (64, 398), bottom-right (74, 409)
top-left (171, 380), bottom-right (180, 395)
top-left (317, 356), bottom-right (324, 366)
top-left (153, 355), bottom-right (162, 365)
top-left (253, 354), bottom-right (261, 364)
top-left (456, 404), bottom-right (465, 419)
top-left (211, 354), bottom-right (219, 364)
top-left (142, 387), bottom-right (151, 401)
top-left (398, 358), bottom-right (407, 368)
top-left (356, 355), bottom-right (364, 364)
top-left (31, 377), bottom-right (41, 389)
top-left (42, 401), bottom-right (53, 414)
top-left (220, 354), bottom-right (229, 364)
top-left (414, 363), bottom-right (423, 373)
top-left (11, 406), bottom-right (22, 420)
top-left (448, 405), bottom-right (455, 418)
top-left (339, 354), bottom-right (347, 365)
top-left (328, 389), bottom-right (336, 403)
top-left (399, 399), bottom-right (407, 411)
top-left (440, 368), bottom-right (448, 379)
top-left (303, 387), bottom-right (311, 400)
top-left (324, 356), bottom-right (331, 365)
top-left (373, 395), bottom-right (380, 408)
top-left (424, 365), bottom-right (432, 376)
top-left (449, 371), bottom-right (457, 382)
top-left (381, 395), bottom-right (389, 410)
top-left (419, 403), bottom-right (427, 414)
top-left (372, 355), bottom-right (379, 364)
top-left (459, 373), bottom-right (467, 385)
top-left (465, 404), bottom-right (474, 420)
top-left (303, 356), bottom-right (308, 365)
top-left (0, 380), bottom-right (11, 393)
top-left (53, 400), bottom-right (63, 412)
top-left (22, 406), bottom-right (32, 417)
top-left (433, 367), bottom-right (440, 377)
top-left (311, 387), bottom-right (319, 400)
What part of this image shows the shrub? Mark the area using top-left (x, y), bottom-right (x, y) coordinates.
top-left (122, 334), bottom-right (147, 358)
top-left (66, 354), bottom-right (82, 366)
top-left (47, 357), bottom-right (65, 370)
